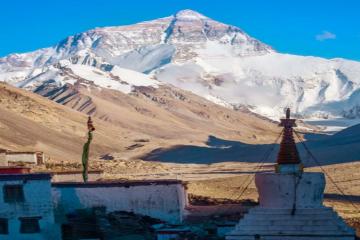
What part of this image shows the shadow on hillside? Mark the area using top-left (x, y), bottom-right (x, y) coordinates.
top-left (142, 134), bottom-right (360, 166)
top-left (143, 135), bottom-right (278, 164)
top-left (325, 193), bottom-right (360, 203)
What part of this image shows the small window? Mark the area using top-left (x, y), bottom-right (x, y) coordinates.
top-left (3, 184), bottom-right (24, 203)
top-left (0, 218), bottom-right (8, 234)
top-left (19, 217), bottom-right (41, 234)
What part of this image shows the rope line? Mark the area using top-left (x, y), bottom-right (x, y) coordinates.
top-left (235, 129), bottom-right (284, 196)
top-left (222, 130), bottom-right (283, 201)
top-left (294, 130), bottom-right (360, 213)
top-left (220, 129), bottom-right (284, 215)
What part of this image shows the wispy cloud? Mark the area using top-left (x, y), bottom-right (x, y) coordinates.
top-left (316, 31), bottom-right (336, 41)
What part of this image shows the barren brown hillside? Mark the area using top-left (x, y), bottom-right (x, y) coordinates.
top-left (0, 82), bottom-right (279, 164)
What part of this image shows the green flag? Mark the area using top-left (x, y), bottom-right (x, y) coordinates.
top-left (82, 116), bottom-right (95, 182)
top-left (82, 131), bottom-right (93, 182)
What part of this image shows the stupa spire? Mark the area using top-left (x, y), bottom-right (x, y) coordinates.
top-left (227, 107), bottom-right (355, 239)
top-left (277, 108), bottom-right (301, 165)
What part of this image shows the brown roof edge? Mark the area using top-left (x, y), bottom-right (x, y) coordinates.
top-left (50, 170), bottom-right (103, 175)
top-left (52, 179), bottom-right (185, 188)
top-left (6, 151), bottom-right (43, 155)
top-left (0, 173), bottom-right (51, 181)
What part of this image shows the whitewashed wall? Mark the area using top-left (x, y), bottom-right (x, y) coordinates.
top-left (255, 172), bottom-right (325, 208)
top-left (0, 153), bottom-right (7, 166)
top-left (0, 174), bottom-right (60, 240)
top-left (6, 153), bottom-right (37, 164)
top-left (52, 181), bottom-right (187, 224)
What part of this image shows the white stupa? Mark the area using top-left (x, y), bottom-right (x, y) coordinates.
top-left (227, 109), bottom-right (356, 240)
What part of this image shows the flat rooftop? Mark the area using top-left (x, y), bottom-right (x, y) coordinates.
top-left (52, 179), bottom-right (184, 188)
top-left (50, 170), bottom-right (103, 175)
top-left (0, 173), bottom-right (51, 181)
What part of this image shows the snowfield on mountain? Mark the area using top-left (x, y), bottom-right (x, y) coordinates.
top-left (1, 9), bottom-right (360, 121)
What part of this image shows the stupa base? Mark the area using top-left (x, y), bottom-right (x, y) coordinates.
top-left (226, 207), bottom-right (355, 240)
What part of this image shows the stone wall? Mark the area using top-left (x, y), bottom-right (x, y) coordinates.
top-left (52, 180), bottom-right (187, 224)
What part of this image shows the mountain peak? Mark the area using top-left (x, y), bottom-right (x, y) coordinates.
top-left (174, 9), bottom-right (208, 20)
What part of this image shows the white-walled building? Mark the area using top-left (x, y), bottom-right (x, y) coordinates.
top-left (0, 151), bottom-right (7, 166)
top-left (0, 150), bottom-right (45, 166)
top-left (0, 171), bottom-right (60, 240)
top-left (52, 180), bottom-right (187, 224)
top-left (0, 165), bottom-right (189, 239)
top-left (6, 151), bottom-right (44, 165)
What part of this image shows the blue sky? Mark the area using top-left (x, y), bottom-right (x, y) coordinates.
top-left (1, 0), bottom-right (359, 60)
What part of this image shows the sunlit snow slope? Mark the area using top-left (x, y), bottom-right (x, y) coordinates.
top-left (1, 9), bottom-right (360, 120)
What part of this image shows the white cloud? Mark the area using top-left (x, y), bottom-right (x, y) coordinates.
top-left (316, 31), bottom-right (336, 41)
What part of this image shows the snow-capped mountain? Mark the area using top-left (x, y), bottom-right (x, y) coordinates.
top-left (1, 9), bottom-right (360, 120)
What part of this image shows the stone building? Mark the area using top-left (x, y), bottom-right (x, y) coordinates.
top-left (0, 167), bottom-right (60, 240)
top-left (227, 109), bottom-right (356, 240)
top-left (6, 151), bottom-right (45, 165)
top-left (52, 180), bottom-right (187, 224)
top-left (0, 150), bottom-right (45, 166)
top-left (0, 166), bottom-right (188, 239)
top-left (0, 150), bottom-right (7, 166)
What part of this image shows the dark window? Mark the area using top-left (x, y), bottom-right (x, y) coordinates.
top-left (3, 184), bottom-right (24, 203)
top-left (19, 217), bottom-right (41, 234)
top-left (0, 218), bottom-right (8, 234)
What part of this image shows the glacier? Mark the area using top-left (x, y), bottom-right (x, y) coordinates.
top-left (1, 9), bottom-right (360, 121)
